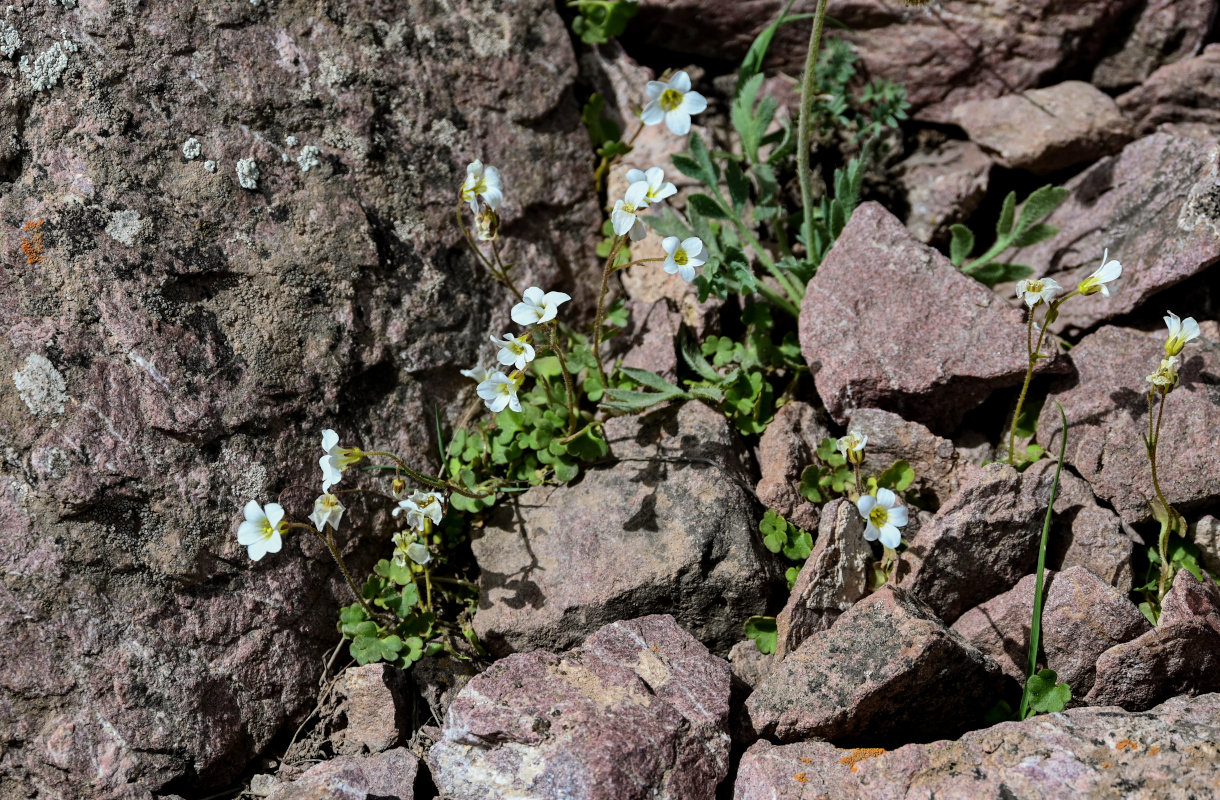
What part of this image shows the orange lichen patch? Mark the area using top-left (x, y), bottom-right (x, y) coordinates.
top-left (1148, 745), bottom-right (1161, 755)
top-left (840, 748), bottom-right (886, 773)
top-left (799, 757), bottom-right (812, 764)
top-left (20, 220), bottom-right (45, 264)
top-left (1101, 762), bottom-right (1113, 768)
top-left (792, 772), bottom-right (808, 783)
top-left (1115, 738), bottom-right (1139, 751)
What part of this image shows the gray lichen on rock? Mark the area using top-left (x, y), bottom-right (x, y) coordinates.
top-left (106, 209), bottom-right (144, 245)
top-left (19, 38), bottom-right (77, 92)
top-left (0, 19), bottom-right (20, 58)
top-left (13, 354), bottom-right (68, 417)
top-left (236, 157), bottom-right (259, 189)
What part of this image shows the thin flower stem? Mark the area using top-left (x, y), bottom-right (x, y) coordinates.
top-left (612, 257), bottom-right (665, 272)
top-left (491, 240), bottom-right (521, 298)
top-left (796, 0), bottom-right (831, 267)
top-left (423, 565), bottom-right (434, 613)
top-left (456, 206), bottom-right (515, 294)
top-left (593, 235), bottom-right (627, 387)
top-left (593, 123), bottom-right (645, 190)
top-left (318, 530), bottom-right (381, 621)
top-left (548, 323), bottom-right (580, 436)
top-left (1008, 299), bottom-right (1056, 464)
top-left (1149, 391), bottom-right (1176, 599)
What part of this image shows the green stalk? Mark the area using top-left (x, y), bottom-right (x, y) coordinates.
top-left (1018, 401), bottom-right (1068, 720)
top-left (796, 0), bottom-right (831, 262)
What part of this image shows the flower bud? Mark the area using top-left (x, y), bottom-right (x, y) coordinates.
top-left (476, 206), bottom-right (499, 241)
top-left (391, 477), bottom-right (407, 498)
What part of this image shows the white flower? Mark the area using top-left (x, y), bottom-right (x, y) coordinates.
top-left (391, 531), bottom-right (414, 567)
top-left (460, 160), bottom-right (503, 215)
top-left (611, 181), bottom-right (651, 241)
top-left (477, 370), bottom-right (524, 413)
top-left (461, 364), bottom-right (491, 383)
top-left (1163, 311), bottom-right (1200, 357)
top-left (237, 500), bottom-right (287, 561)
top-left (837, 432), bottom-right (867, 463)
top-left (625, 166), bottom-right (677, 205)
top-left (319, 429), bottom-right (364, 493)
top-left (1076, 248), bottom-right (1122, 297)
top-left (660, 236), bottom-right (706, 283)
top-left (308, 493), bottom-right (345, 532)
top-left (406, 542), bottom-right (432, 566)
top-left (641, 70), bottom-right (708, 136)
top-left (856, 488), bottom-right (908, 550)
top-left (491, 332), bottom-right (535, 370)
top-left (1015, 277), bottom-right (1063, 308)
top-left (1147, 355), bottom-right (1180, 394)
top-left (393, 490), bottom-right (445, 531)
top-left (511, 286), bottom-right (571, 326)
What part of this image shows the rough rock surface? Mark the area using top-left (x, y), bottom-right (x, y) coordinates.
top-left (1087, 571), bottom-right (1220, 710)
top-left (847, 407), bottom-right (963, 509)
top-left (896, 139), bottom-right (991, 243)
top-left (728, 640), bottom-right (773, 691)
top-left (472, 402), bottom-right (774, 657)
top-left (754, 401), bottom-right (828, 531)
top-left (1038, 324), bottom-right (1220, 525)
top-left (0, 0), bottom-right (601, 794)
top-left (635, 0), bottom-right (1138, 122)
top-left (1093, 0), bottom-right (1217, 90)
top-left (264, 748), bottom-right (418, 800)
top-left (428, 615), bottom-right (731, 800)
top-left (900, 463), bottom-right (1053, 624)
top-left (949, 572), bottom-right (1041, 683)
top-left (1026, 460), bottom-right (1139, 592)
top-left (746, 586), bottom-right (1005, 745)
top-left (774, 498), bottom-right (871, 660)
top-left (1119, 45), bottom-right (1220, 137)
top-left (734, 693), bottom-right (1220, 800)
top-left (335, 665), bottom-right (410, 756)
top-left (799, 203), bottom-right (1055, 432)
top-left (1192, 514), bottom-right (1220, 576)
top-left (1012, 131), bottom-right (1220, 332)
top-left (952, 81), bottom-right (1132, 173)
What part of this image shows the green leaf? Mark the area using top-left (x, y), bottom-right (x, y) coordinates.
top-left (744, 615), bottom-right (778, 655)
top-left (798, 464), bottom-right (828, 503)
top-left (736, 0), bottom-right (803, 92)
top-left (785, 565), bottom-right (802, 590)
top-left (552, 458), bottom-right (579, 483)
top-left (619, 366), bottom-right (684, 394)
top-left (876, 460), bottom-right (915, 492)
top-left (995, 191), bottom-right (1016, 238)
top-left (671, 154), bottom-right (713, 187)
top-left (1023, 669), bottom-right (1071, 716)
top-left (1012, 223), bottom-right (1059, 249)
top-left (963, 261), bottom-right (1034, 287)
top-left (680, 330), bottom-right (724, 383)
top-left (688, 132), bottom-right (720, 186)
top-left (1138, 601), bottom-right (1159, 626)
top-left (782, 529), bottom-right (813, 561)
top-left (726, 160), bottom-right (750, 216)
top-left (1013, 185), bottom-right (1068, 236)
top-left (948, 225), bottom-right (974, 267)
top-left (687, 193), bottom-right (729, 219)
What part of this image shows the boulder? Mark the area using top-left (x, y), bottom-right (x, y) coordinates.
top-left (472, 402), bottom-right (775, 656)
top-left (899, 463), bottom-right (1053, 624)
top-left (1038, 323), bottom-right (1220, 525)
top-left (1087, 571), bottom-right (1220, 710)
top-left (799, 202), bottom-right (1059, 432)
top-left (952, 81), bottom-right (1132, 173)
top-left (896, 138), bottom-right (991, 244)
top-left (746, 586), bottom-right (1006, 745)
top-left (428, 615), bottom-right (731, 800)
top-left (1093, 0), bottom-right (1217, 90)
top-left (1119, 45), bottom-right (1220, 137)
top-left (734, 693), bottom-right (1220, 800)
top-left (754, 401), bottom-right (829, 531)
top-left (1191, 514), bottom-right (1220, 576)
top-left (334, 665), bottom-right (410, 756)
top-left (1011, 132), bottom-right (1220, 333)
top-left (264, 748), bottom-right (418, 800)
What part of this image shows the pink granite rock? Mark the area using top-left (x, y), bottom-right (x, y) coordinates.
top-left (754, 401), bottom-right (829, 531)
top-left (1038, 324), bottom-right (1220, 525)
top-left (1191, 514), bottom-right (1220, 576)
top-left (896, 139), bottom-right (992, 244)
top-left (1086, 571), bottom-right (1220, 710)
top-left (952, 81), bottom-right (1132, 173)
top-left (746, 586), bottom-right (1006, 745)
top-left (847, 407), bottom-right (963, 509)
top-left (1093, 0), bottom-right (1217, 90)
top-left (428, 615), bottom-right (730, 800)
top-left (335, 665), bottom-right (410, 756)
top-left (0, 0), bottom-right (600, 794)
top-left (799, 203), bottom-right (1060, 432)
top-left (1119, 45), bottom-right (1220, 137)
top-left (1011, 132), bottom-right (1220, 332)
top-left (265, 748), bottom-right (418, 800)
top-left (619, 299), bottom-right (682, 382)
top-left (635, 0), bottom-right (1137, 122)
top-left (899, 463), bottom-right (1053, 623)
top-left (734, 693), bottom-right (1220, 800)
top-left (472, 402), bottom-right (775, 657)
top-left (949, 572), bottom-right (1041, 682)
top-left (774, 498), bottom-right (871, 660)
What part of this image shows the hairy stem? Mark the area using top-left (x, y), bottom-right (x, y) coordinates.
top-left (593, 235), bottom-right (627, 387)
top-left (796, 0), bottom-right (831, 266)
top-left (548, 323), bottom-right (580, 436)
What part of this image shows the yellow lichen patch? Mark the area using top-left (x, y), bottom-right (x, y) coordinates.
top-left (840, 747), bottom-right (886, 773)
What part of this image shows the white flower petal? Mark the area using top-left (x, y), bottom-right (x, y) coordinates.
top-left (862, 522), bottom-right (881, 542)
top-left (625, 168), bottom-right (646, 184)
top-left (661, 236), bottom-right (680, 255)
top-left (879, 524), bottom-right (902, 549)
top-left (887, 505), bottom-right (909, 527)
top-left (670, 71), bottom-right (692, 93)
top-left (237, 520), bottom-right (263, 545)
top-left (857, 495), bottom-right (878, 516)
top-left (265, 503), bottom-right (285, 528)
top-left (875, 488), bottom-right (897, 509)
top-left (641, 102), bottom-right (665, 125)
top-left (681, 91), bottom-right (707, 115)
top-left (247, 538), bottom-right (269, 561)
top-left (321, 429), bottom-right (339, 452)
top-left (665, 110), bottom-right (692, 136)
top-left (644, 81), bottom-right (666, 100)
top-left (678, 263), bottom-right (695, 283)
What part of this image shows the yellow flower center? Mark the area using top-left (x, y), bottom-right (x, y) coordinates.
top-left (659, 88), bottom-right (683, 112)
top-left (868, 506), bottom-right (889, 528)
top-left (622, 202), bottom-right (637, 214)
top-left (1025, 280), bottom-right (1045, 294)
top-left (673, 249), bottom-right (688, 266)
top-left (259, 519), bottom-right (281, 541)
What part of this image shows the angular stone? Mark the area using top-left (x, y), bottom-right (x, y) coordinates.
top-left (896, 139), bottom-right (991, 243)
top-left (1087, 570), bottom-right (1220, 710)
top-left (1012, 132), bottom-right (1220, 332)
top-left (472, 402), bottom-right (774, 657)
top-left (1038, 324), bottom-right (1220, 524)
top-left (728, 640), bottom-right (773, 691)
top-left (428, 615), bottom-right (730, 800)
top-left (950, 572), bottom-right (1040, 683)
top-left (734, 693), bottom-right (1220, 800)
top-left (0, 0), bottom-right (601, 794)
top-left (336, 665), bottom-right (409, 756)
top-left (952, 81), bottom-right (1132, 174)
top-left (634, 0), bottom-right (1136, 123)
top-left (799, 202), bottom-right (1057, 432)
top-left (619, 299), bottom-right (681, 382)
top-left (755, 401), bottom-right (829, 531)
top-left (1094, 0), bottom-right (1217, 90)
top-left (746, 586), bottom-right (1005, 745)
top-left (1026, 459), bottom-right (1139, 592)
top-left (1119, 45), bottom-right (1220, 137)
top-left (265, 748), bottom-right (418, 800)
top-left (774, 498), bottom-right (871, 660)
top-left (1190, 514), bottom-right (1220, 576)
top-left (900, 463), bottom-right (1052, 623)
top-left (847, 407), bottom-right (962, 509)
